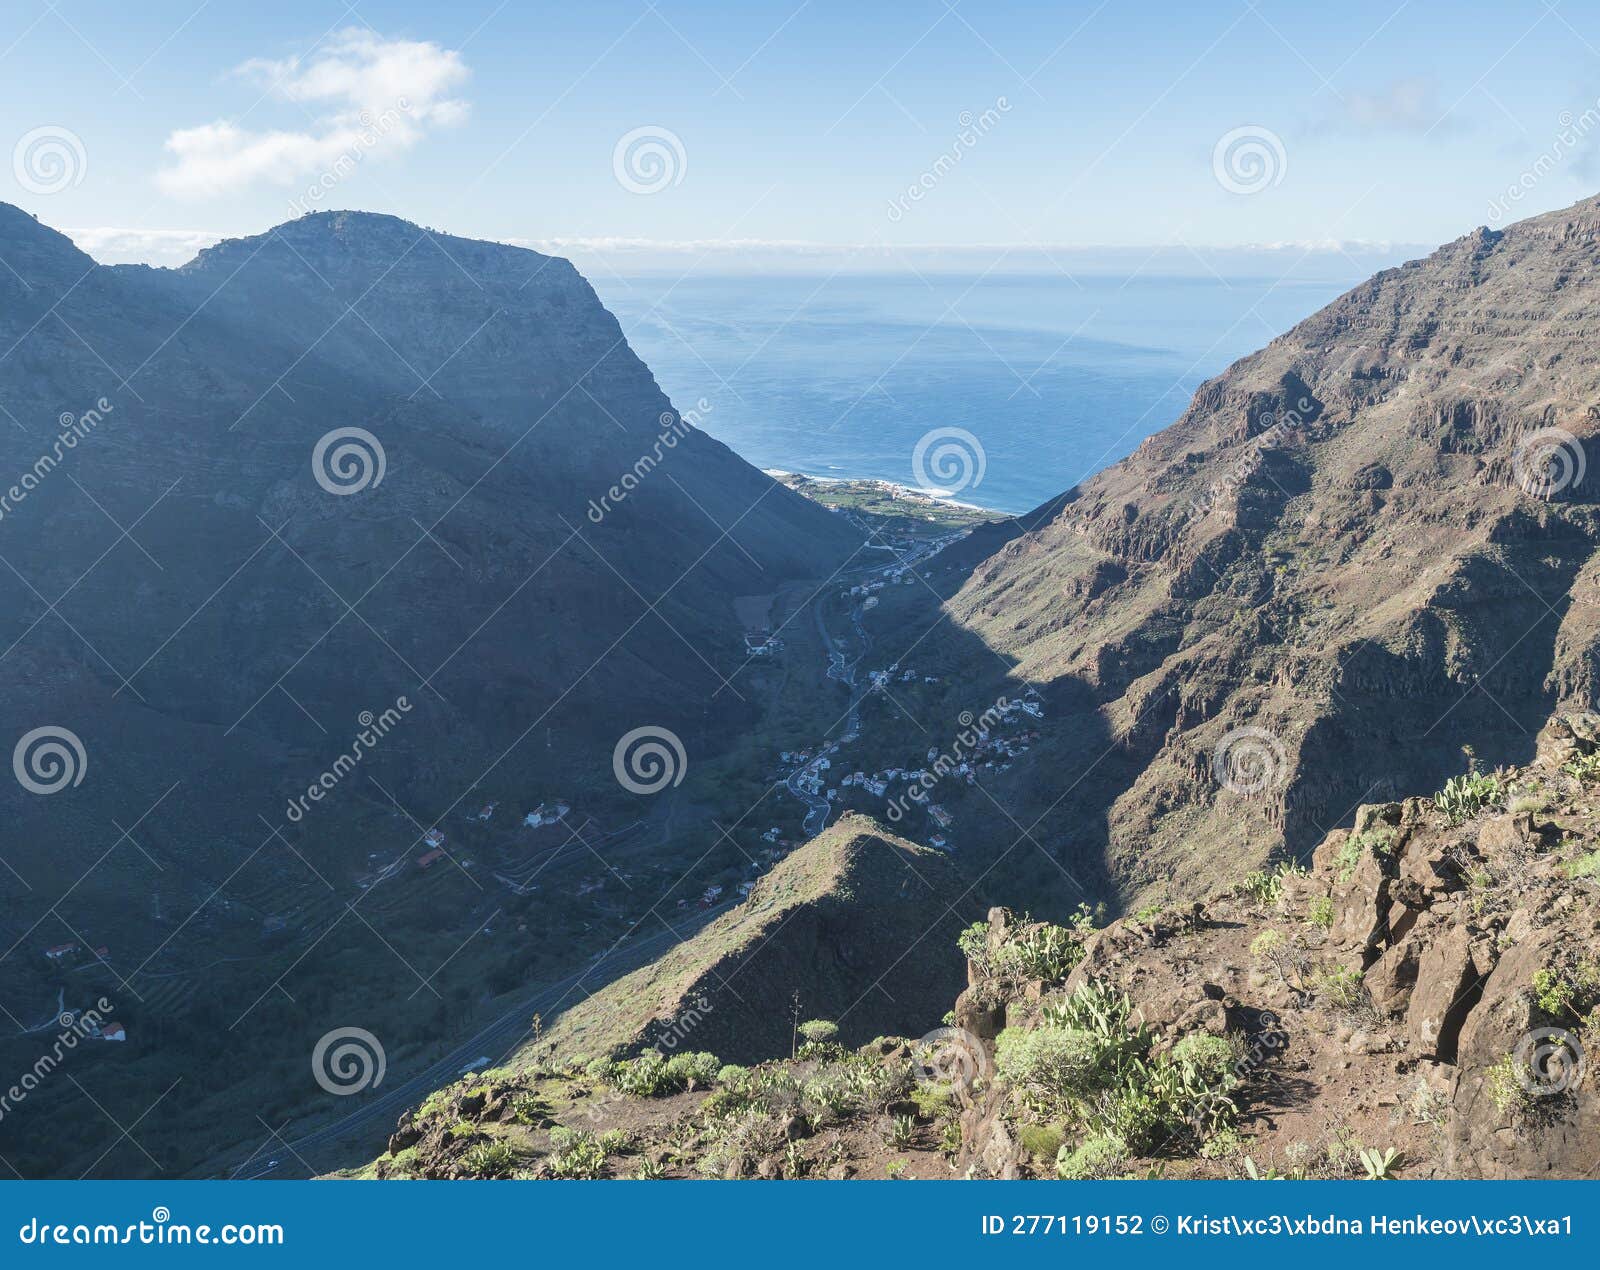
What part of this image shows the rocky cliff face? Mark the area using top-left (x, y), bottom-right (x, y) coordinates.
top-left (942, 194), bottom-right (1600, 896)
top-left (0, 205), bottom-right (861, 1177)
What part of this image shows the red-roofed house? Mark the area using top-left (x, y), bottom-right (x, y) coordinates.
top-left (44, 943), bottom-right (77, 961)
top-left (417, 848), bottom-right (446, 870)
top-left (99, 1022), bottom-right (126, 1042)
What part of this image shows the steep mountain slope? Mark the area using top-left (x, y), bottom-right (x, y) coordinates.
top-left (0, 205), bottom-right (861, 1176)
top-left (940, 194), bottom-right (1600, 897)
top-left (537, 814), bottom-right (967, 1064)
top-left (356, 716), bottom-right (1599, 1182)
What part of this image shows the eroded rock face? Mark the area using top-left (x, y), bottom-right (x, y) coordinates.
top-left (939, 195), bottom-right (1600, 899)
top-left (1448, 932), bottom-right (1599, 1178)
top-left (935, 714), bottom-right (1600, 1179)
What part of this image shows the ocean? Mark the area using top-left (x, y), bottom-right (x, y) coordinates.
top-left (595, 271), bottom-right (1360, 516)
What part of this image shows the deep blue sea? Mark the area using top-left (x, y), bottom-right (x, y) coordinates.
top-left (596, 272), bottom-right (1358, 515)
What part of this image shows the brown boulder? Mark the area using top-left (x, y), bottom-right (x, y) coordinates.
top-left (952, 986), bottom-right (1007, 1041)
top-left (1365, 932), bottom-right (1425, 1015)
top-left (1448, 932), bottom-right (1598, 1178)
top-left (1476, 813), bottom-right (1532, 855)
top-left (1406, 923), bottom-right (1481, 1059)
top-left (1331, 845), bottom-right (1392, 963)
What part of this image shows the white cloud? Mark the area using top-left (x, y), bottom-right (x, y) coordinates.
top-left (64, 226), bottom-right (224, 266)
top-left (156, 29), bottom-right (469, 198)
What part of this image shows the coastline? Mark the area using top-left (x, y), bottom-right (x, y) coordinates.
top-left (763, 469), bottom-right (1000, 516)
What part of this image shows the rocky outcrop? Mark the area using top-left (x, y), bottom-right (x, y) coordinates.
top-left (937, 194), bottom-right (1600, 904)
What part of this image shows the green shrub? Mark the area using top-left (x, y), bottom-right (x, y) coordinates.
top-left (716, 1064), bottom-right (750, 1088)
top-left (1056, 1133), bottom-right (1127, 1180)
top-left (1533, 968), bottom-right (1575, 1018)
top-left (1010, 981), bottom-right (1240, 1154)
top-left (1306, 896), bottom-right (1335, 929)
top-left (1312, 965), bottom-right (1364, 1010)
top-left (462, 1139), bottom-right (516, 1178)
top-left (1041, 980), bottom-right (1141, 1039)
top-left (547, 1127), bottom-right (608, 1179)
top-left (595, 1048), bottom-right (722, 1097)
top-left (995, 1027), bottom-right (1125, 1119)
top-left (910, 1083), bottom-right (953, 1120)
top-left (798, 1020), bottom-right (839, 1045)
top-left (1242, 862), bottom-right (1307, 908)
top-left (1335, 830), bottom-right (1395, 882)
top-left (663, 1050), bottom-right (721, 1090)
top-left (999, 923), bottom-right (1085, 981)
top-left (1485, 1054), bottom-right (1530, 1117)
top-left (508, 1091), bottom-right (545, 1125)
top-left (1017, 1122), bottom-right (1064, 1161)
top-left (1562, 752), bottom-right (1600, 782)
top-left (1434, 773), bottom-right (1505, 825)
top-left (956, 921), bottom-right (991, 963)
top-left (1564, 851), bottom-right (1600, 881)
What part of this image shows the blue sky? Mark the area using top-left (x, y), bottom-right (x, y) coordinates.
top-left (4, 0), bottom-right (1600, 270)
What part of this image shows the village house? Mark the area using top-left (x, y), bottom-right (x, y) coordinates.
top-left (44, 943), bottom-right (77, 962)
top-left (98, 1022), bottom-right (126, 1042)
top-left (523, 800), bottom-right (570, 828)
top-left (928, 804), bottom-right (954, 829)
top-left (423, 828), bottom-right (446, 849)
top-left (417, 848), bottom-right (447, 870)
top-left (476, 801), bottom-right (497, 822)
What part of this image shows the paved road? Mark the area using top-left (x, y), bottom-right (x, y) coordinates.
top-left (225, 903), bottom-right (732, 1180)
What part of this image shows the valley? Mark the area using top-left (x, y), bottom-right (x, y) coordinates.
top-left (7, 192), bottom-right (1600, 1183)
